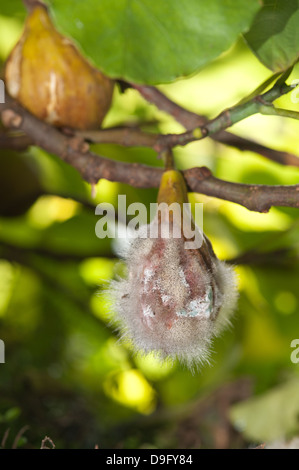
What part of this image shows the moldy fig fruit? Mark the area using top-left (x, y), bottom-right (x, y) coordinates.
top-left (5, 4), bottom-right (114, 130)
top-left (109, 170), bottom-right (238, 370)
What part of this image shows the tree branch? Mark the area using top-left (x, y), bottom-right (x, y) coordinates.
top-left (0, 132), bottom-right (33, 151)
top-left (226, 247), bottom-right (297, 267)
top-left (161, 80), bottom-right (297, 148)
top-left (2, 75), bottom-right (299, 166)
top-left (131, 81), bottom-right (299, 167)
top-left (74, 126), bottom-right (159, 149)
top-left (212, 132), bottom-right (299, 167)
top-left (130, 83), bottom-right (206, 129)
top-left (259, 104), bottom-right (299, 121)
top-left (183, 167), bottom-right (299, 213)
top-left (5, 123), bottom-right (298, 168)
top-left (1, 95), bottom-right (299, 213)
top-left (73, 124), bottom-right (299, 168)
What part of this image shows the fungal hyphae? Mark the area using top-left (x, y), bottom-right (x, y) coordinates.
top-left (109, 170), bottom-right (238, 370)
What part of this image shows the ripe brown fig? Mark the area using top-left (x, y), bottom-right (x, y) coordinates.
top-left (5, 4), bottom-right (114, 130)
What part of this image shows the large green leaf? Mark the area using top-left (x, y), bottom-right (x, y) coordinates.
top-left (245, 0), bottom-right (299, 72)
top-left (45, 0), bottom-right (260, 84)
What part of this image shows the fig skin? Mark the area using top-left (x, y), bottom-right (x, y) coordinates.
top-left (109, 170), bottom-right (238, 370)
top-left (5, 5), bottom-right (114, 130)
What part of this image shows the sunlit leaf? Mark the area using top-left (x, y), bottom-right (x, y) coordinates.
top-left (245, 0), bottom-right (299, 72)
top-left (230, 379), bottom-right (299, 442)
top-left (46, 0), bottom-right (260, 84)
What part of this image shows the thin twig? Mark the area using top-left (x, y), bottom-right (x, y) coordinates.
top-left (12, 425), bottom-right (30, 449)
top-left (130, 82), bottom-right (206, 129)
top-left (3, 124), bottom-right (298, 168)
top-left (212, 132), bottom-right (299, 167)
top-left (1, 94), bottom-right (299, 213)
top-left (74, 76), bottom-right (299, 152)
top-left (75, 126), bottom-right (160, 149)
top-left (260, 105), bottom-right (299, 120)
top-left (226, 247), bottom-right (297, 267)
top-left (131, 80), bottom-right (299, 167)
top-left (40, 436), bottom-right (55, 449)
top-left (1, 428), bottom-right (10, 449)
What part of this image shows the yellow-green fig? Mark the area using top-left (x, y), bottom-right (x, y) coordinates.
top-left (5, 4), bottom-right (114, 130)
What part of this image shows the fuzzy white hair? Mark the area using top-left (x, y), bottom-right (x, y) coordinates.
top-left (108, 223), bottom-right (238, 371)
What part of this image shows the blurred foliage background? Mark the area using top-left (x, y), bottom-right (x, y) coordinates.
top-left (0, 3), bottom-right (299, 449)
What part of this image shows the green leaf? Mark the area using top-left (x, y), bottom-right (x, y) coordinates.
top-left (244, 0), bottom-right (299, 72)
top-left (4, 406), bottom-right (21, 422)
top-left (0, 0), bottom-right (26, 19)
top-left (46, 0), bottom-right (260, 84)
top-left (229, 379), bottom-right (299, 442)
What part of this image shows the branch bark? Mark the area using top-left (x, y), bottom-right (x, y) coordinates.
top-left (212, 132), bottom-right (299, 167)
top-left (2, 77), bottom-right (299, 166)
top-left (1, 95), bottom-right (298, 213)
top-left (226, 247), bottom-right (297, 267)
top-left (74, 125), bottom-right (299, 168)
top-left (0, 132), bottom-right (33, 151)
top-left (131, 81), bottom-right (299, 167)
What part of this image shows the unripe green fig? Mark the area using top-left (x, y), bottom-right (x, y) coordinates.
top-left (5, 5), bottom-right (114, 130)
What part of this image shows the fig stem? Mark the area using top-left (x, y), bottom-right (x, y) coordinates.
top-left (22, 0), bottom-right (48, 12)
top-left (161, 149), bottom-right (175, 170)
